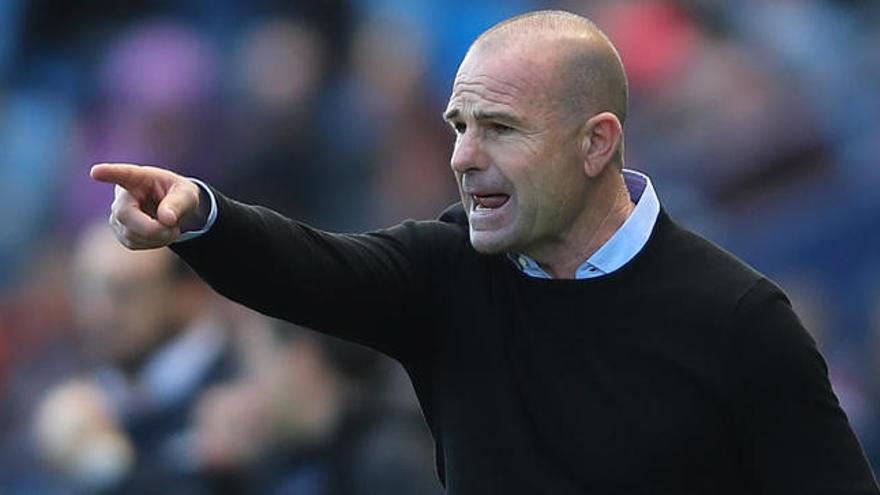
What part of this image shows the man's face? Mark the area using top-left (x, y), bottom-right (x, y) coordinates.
top-left (73, 241), bottom-right (178, 371)
top-left (444, 42), bottom-right (587, 256)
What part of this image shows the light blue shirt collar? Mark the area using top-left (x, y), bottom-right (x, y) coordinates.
top-left (513, 169), bottom-right (660, 279)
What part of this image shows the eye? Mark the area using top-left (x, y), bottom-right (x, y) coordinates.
top-left (488, 122), bottom-right (513, 134)
top-left (453, 122), bottom-right (467, 134)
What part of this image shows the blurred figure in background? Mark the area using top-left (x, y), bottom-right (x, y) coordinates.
top-left (347, 14), bottom-right (459, 227)
top-left (221, 18), bottom-right (335, 224)
top-left (30, 223), bottom-right (440, 494)
top-left (194, 321), bottom-right (442, 495)
top-left (33, 222), bottom-right (239, 493)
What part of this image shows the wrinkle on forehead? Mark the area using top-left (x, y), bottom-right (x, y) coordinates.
top-left (444, 86), bottom-right (546, 129)
top-left (447, 80), bottom-right (522, 114)
top-left (454, 75), bottom-right (527, 104)
top-left (446, 48), bottom-right (557, 121)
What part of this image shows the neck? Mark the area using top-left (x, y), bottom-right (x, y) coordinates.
top-left (530, 171), bottom-right (635, 279)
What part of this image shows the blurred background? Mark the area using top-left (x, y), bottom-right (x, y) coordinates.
top-left (0, 0), bottom-right (878, 493)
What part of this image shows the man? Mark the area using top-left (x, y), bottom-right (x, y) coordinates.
top-left (34, 222), bottom-right (238, 493)
top-left (194, 322), bottom-right (443, 494)
top-left (90, 10), bottom-right (878, 494)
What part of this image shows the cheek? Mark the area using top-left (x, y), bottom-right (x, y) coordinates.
top-left (511, 164), bottom-right (549, 207)
top-left (488, 139), bottom-right (560, 208)
top-left (520, 161), bottom-right (574, 221)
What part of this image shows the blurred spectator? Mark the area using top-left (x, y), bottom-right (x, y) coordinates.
top-left (34, 379), bottom-right (135, 492)
top-left (32, 222), bottom-right (238, 493)
top-left (194, 322), bottom-right (442, 495)
top-left (316, 13), bottom-right (458, 230)
top-left (220, 18), bottom-right (332, 222)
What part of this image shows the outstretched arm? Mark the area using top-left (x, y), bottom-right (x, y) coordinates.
top-left (90, 163), bottom-right (439, 358)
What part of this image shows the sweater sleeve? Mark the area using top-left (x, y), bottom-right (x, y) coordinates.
top-left (169, 187), bottom-right (442, 359)
top-left (733, 278), bottom-right (879, 494)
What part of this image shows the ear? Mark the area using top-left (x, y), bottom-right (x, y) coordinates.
top-left (578, 112), bottom-right (623, 178)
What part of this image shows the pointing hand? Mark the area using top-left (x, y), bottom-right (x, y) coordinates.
top-left (89, 163), bottom-right (204, 249)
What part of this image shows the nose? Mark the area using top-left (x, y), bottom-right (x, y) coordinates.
top-left (450, 131), bottom-right (488, 174)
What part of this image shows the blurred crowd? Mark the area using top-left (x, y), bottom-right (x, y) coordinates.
top-left (0, 0), bottom-right (878, 493)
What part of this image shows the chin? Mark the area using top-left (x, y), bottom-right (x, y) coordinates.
top-left (468, 230), bottom-right (515, 255)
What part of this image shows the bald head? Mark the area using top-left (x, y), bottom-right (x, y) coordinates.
top-left (471, 10), bottom-right (628, 127)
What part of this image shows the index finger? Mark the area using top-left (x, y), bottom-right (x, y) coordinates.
top-left (90, 163), bottom-right (153, 191)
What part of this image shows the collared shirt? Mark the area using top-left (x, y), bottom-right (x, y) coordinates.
top-left (512, 169), bottom-right (659, 279)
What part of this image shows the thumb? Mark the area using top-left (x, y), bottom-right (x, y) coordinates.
top-left (156, 181), bottom-right (198, 227)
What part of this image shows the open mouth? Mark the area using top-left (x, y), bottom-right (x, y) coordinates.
top-left (472, 194), bottom-right (510, 211)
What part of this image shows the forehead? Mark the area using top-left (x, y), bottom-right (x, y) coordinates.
top-left (446, 41), bottom-right (558, 116)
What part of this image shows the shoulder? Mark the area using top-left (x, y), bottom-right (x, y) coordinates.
top-left (651, 211), bottom-right (815, 348)
top-left (374, 202), bottom-right (468, 241)
top-left (646, 209), bottom-right (766, 309)
top-left (387, 202), bottom-right (472, 257)
top-left (368, 203), bottom-right (470, 258)
top-left (351, 203), bottom-right (476, 287)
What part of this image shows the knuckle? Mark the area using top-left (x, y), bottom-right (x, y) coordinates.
top-left (186, 181), bottom-right (199, 199)
top-left (174, 179), bottom-right (198, 201)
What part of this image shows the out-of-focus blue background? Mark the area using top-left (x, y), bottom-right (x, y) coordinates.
top-left (1, 0), bottom-right (879, 492)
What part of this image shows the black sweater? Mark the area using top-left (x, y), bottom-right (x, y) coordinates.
top-left (172, 189), bottom-right (878, 494)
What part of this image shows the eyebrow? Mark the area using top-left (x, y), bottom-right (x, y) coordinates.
top-left (442, 107), bottom-right (521, 125)
top-left (442, 108), bottom-right (460, 121)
